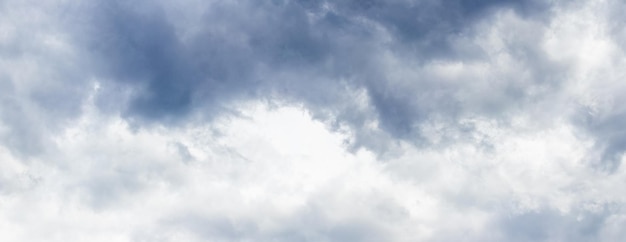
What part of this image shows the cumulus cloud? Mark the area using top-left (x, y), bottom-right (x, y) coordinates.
top-left (2, 0), bottom-right (626, 241)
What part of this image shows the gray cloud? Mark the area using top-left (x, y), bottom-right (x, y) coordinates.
top-left (496, 208), bottom-right (613, 242)
top-left (0, 1), bottom-right (92, 157)
top-left (2, 0), bottom-right (566, 156)
top-left (65, 0), bottom-right (562, 153)
top-left (3, 0), bottom-right (626, 241)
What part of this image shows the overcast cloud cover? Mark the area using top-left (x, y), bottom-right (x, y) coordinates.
top-left (2, 0), bottom-right (626, 241)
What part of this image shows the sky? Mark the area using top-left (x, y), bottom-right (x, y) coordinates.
top-left (1, 0), bottom-right (626, 241)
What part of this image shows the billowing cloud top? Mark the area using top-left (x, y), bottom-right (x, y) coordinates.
top-left (2, 0), bottom-right (626, 241)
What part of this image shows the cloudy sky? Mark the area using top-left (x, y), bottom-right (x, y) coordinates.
top-left (2, 0), bottom-right (626, 241)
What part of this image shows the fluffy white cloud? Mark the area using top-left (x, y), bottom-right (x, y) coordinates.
top-left (1, 97), bottom-right (625, 241)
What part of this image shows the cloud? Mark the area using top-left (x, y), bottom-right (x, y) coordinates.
top-left (2, 0), bottom-right (626, 241)
top-left (1, 100), bottom-right (625, 241)
top-left (64, 0), bottom-right (562, 151)
top-left (1, 0), bottom-right (565, 153)
top-left (1, 102), bottom-right (391, 241)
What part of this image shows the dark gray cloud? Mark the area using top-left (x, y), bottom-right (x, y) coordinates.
top-left (70, 0), bottom-right (558, 151)
top-left (1, 0), bottom-right (562, 156)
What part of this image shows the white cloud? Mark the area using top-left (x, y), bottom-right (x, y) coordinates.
top-left (1, 96), bottom-right (625, 241)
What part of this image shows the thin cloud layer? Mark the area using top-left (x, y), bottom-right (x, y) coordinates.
top-left (2, 0), bottom-right (626, 241)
